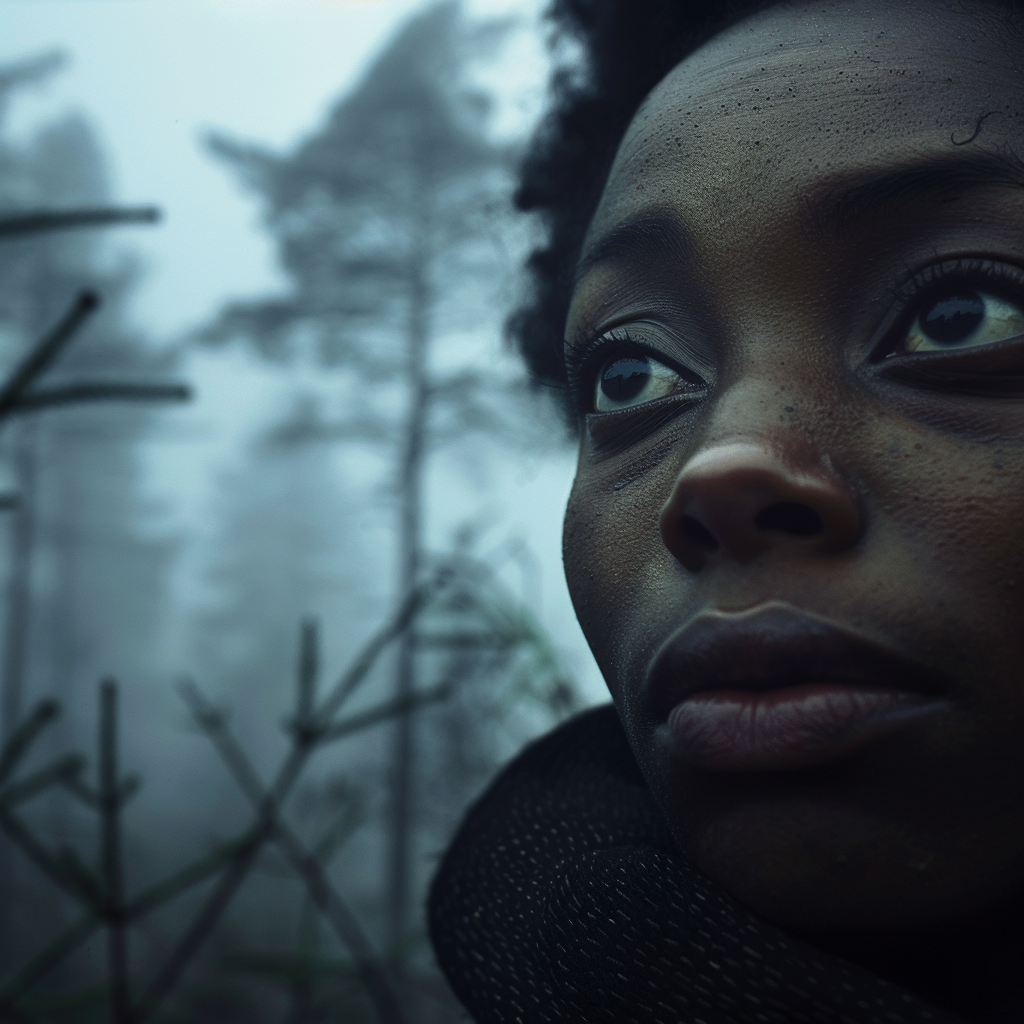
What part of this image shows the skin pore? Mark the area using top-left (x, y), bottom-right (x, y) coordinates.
top-left (562, 1), bottom-right (1024, 1019)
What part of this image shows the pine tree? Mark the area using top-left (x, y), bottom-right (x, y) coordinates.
top-left (202, 1), bottom-right (522, 963)
top-left (0, 53), bottom-right (179, 966)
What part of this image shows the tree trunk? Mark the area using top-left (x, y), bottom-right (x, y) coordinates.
top-left (0, 419), bottom-right (37, 968)
top-left (2, 419), bottom-right (37, 740)
top-left (387, 230), bottom-right (431, 966)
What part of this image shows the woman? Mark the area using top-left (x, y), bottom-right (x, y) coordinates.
top-left (429, 1), bottom-right (1024, 1021)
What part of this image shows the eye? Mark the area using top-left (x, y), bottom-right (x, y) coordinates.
top-left (594, 353), bottom-right (691, 412)
top-left (902, 289), bottom-right (1024, 354)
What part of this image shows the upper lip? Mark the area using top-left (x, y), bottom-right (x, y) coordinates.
top-left (645, 603), bottom-right (949, 719)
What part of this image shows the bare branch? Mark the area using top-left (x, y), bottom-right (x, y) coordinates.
top-left (295, 620), bottom-right (318, 732)
top-left (125, 831), bottom-right (257, 921)
top-left (0, 913), bottom-right (98, 1009)
top-left (99, 681), bottom-right (132, 1024)
top-left (0, 754), bottom-right (84, 808)
top-left (316, 573), bottom-right (447, 722)
top-left (0, 700), bottom-right (59, 785)
top-left (0, 806), bottom-right (101, 909)
top-left (0, 293), bottom-right (98, 420)
top-left (273, 825), bottom-right (406, 1024)
top-left (180, 690), bottom-right (406, 1024)
top-left (177, 683), bottom-right (266, 806)
top-left (0, 207), bottom-right (160, 239)
top-left (132, 834), bottom-right (264, 1023)
top-left (9, 383), bottom-right (191, 413)
top-left (319, 684), bottom-right (450, 745)
top-left (135, 674), bottom-right (316, 1022)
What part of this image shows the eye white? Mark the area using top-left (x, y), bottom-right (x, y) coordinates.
top-left (905, 290), bottom-right (1024, 353)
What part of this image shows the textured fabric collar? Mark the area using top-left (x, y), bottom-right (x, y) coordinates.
top-left (428, 705), bottom-right (966, 1024)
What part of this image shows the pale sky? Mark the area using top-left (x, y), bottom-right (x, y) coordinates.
top-left (0, 0), bottom-right (608, 705)
top-left (2, 0), bottom-right (549, 339)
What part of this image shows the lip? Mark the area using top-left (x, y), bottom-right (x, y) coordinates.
top-left (646, 603), bottom-right (952, 772)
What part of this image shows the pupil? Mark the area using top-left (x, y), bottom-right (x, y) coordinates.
top-left (920, 291), bottom-right (985, 344)
top-left (601, 357), bottom-right (651, 402)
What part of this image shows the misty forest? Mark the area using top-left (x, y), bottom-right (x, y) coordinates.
top-left (0, 5), bottom-right (591, 1021)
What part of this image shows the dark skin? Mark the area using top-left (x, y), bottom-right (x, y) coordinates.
top-left (562, 2), bottom-right (1024, 1019)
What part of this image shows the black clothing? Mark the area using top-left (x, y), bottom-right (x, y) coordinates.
top-left (428, 705), bottom-right (965, 1024)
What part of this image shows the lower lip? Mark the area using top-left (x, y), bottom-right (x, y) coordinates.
top-left (667, 684), bottom-right (947, 772)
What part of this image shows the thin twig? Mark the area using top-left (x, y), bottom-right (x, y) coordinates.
top-left (296, 620), bottom-right (318, 730)
top-left (134, 694), bottom-right (311, 1021)
top-left (0, 294), bottom-right (99, 419)
top-left (8, 383), bottom-right (191, 413)
top-left (273, 825), bottom-right (406, 1024)
top-left (0, 700), bottom-right (59, 785)
top-left (181, 689), bottom-right (406, 1024)
top-left (99, 681), bottom-right (131, 1024)
top-left (0, 754), bottom-right (84, 808)
top-left (319, 684), bottom-right (450, 745)
top-left (0, 914), bottom-right (99, 1008)
top-left (316, 574), bottom-right (444, 722)
top-left (0, 207), bottom-right (160, 239)
top-left (0, 805), bottom-right (101, 909)
top-left (125, 830), bottom-right (256, 922)
top-left (132, 832), bottom-right (264, 1023)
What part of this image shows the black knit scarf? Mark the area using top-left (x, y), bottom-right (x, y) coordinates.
top-left (428, 705), bottom-right (967, 1024)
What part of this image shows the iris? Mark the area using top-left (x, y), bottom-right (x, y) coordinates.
top-left (601, 357), bottom-right (652, 403)
top-left (920, 292), bottom-right (984, 345)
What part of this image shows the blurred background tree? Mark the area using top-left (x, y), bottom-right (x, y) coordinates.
top-left (0, 50), bottom-right (184, 972)
top-left (201, 0), bottom-right (565, 982)
top-left (0, 3), bottom-right (588, 1020)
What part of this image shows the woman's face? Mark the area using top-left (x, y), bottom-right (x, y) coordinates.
top-left (563, 0), bottom-right (1024, 940)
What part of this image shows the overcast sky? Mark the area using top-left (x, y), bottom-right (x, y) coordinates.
top-left (0, 0), bottom-right (607, 704)
top-left (2, 0), bottom-right (548, 340)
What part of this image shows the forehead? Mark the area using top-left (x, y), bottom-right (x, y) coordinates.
top-left (586, 0), bottom-right (1024, 249)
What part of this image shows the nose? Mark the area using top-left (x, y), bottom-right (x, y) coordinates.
top-left (659, 442), bottom-right (862, 572)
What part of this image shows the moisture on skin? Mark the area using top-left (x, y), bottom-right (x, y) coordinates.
top-left (562, 0), bottom-right (1024, 1016)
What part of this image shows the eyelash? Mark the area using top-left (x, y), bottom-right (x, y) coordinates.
top-left (565, 325), bottom-right (697, 415)
top-left (566, 257), bottom-right (1024, 409)
top-left (879, 257), bottom-right (1024, 355)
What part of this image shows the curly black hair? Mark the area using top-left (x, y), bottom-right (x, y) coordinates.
top-left (508, 0), bottom-right (1020, 420)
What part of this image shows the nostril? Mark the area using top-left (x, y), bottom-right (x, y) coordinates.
top-left (754, 501), bottom-right (823, 536)
top-left (680, 515), bottom-right (720, 553)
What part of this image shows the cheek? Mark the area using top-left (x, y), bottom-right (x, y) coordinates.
top-left (899, 452), bottom-right (1024, 666)
top-left (563, 452), bottom-right (687, 701)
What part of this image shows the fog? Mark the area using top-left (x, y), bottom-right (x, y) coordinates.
top-left (0, 2), bottom-right (603, 1019)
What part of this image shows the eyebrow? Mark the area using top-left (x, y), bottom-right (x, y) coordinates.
top-left (574, 213), bottom-right (693, 284)
top-left (807, 149), bottom-right (1024, 240)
